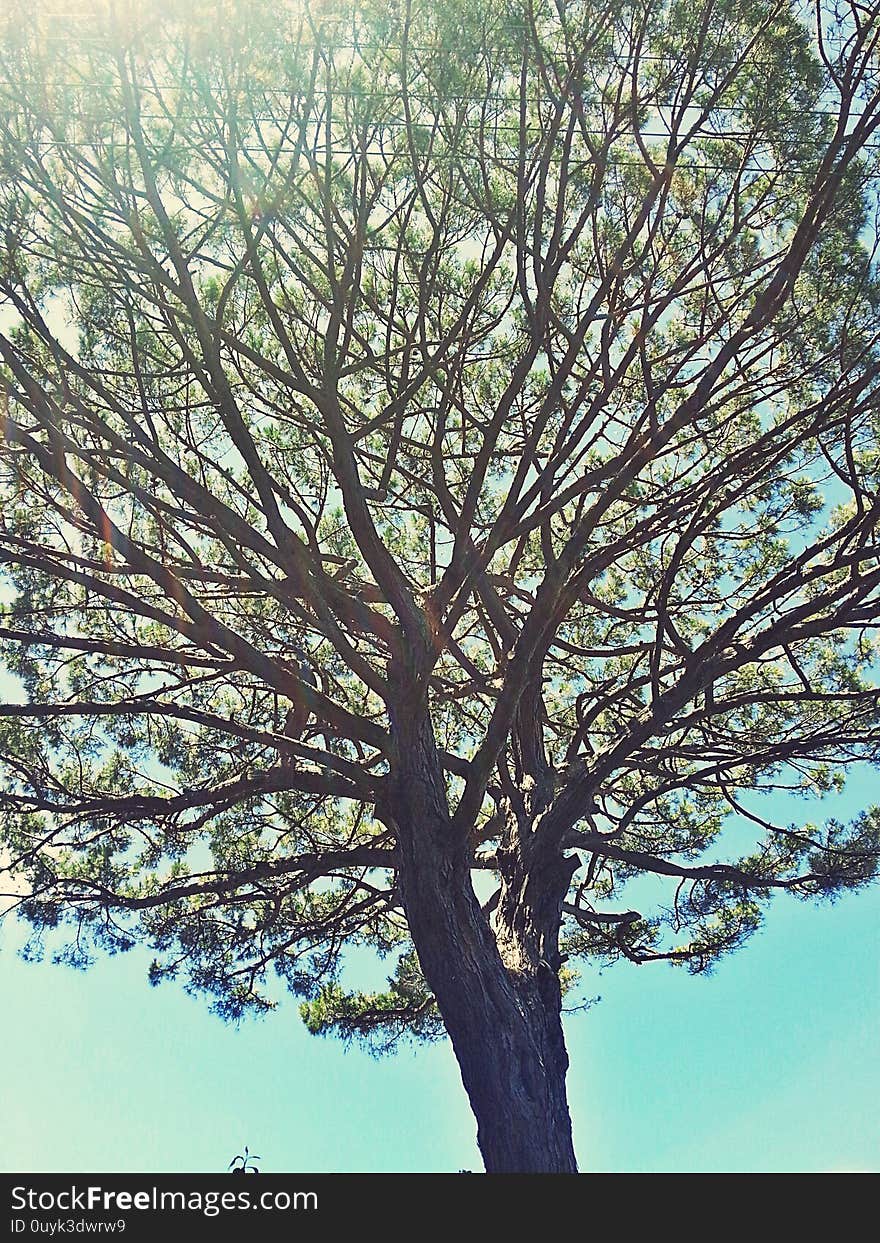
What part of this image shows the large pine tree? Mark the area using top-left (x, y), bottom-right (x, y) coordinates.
top-left (1, 0), bottom-right (879, 1171)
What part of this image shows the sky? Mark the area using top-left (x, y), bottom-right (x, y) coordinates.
top-left (0, 7), bottom-right (877, 1176)
top-left (0, 843), bottom-right (877, 1174)
top-left (0, 259), bottom-right (877, 1180)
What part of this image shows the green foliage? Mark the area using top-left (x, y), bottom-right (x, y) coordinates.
top-left (0, 0), bottom-right (878, 1044)
top-left (300, 951), bottom-right (444, 1054)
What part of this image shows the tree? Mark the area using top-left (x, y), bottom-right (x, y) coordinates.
top-left (0, 0), bottom-right (879, 1174)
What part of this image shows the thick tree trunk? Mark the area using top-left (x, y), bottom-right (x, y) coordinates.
top-left (400, 836), bottom-right (577, 1172)
top-left (388, 706), bottom-right (578, 1173)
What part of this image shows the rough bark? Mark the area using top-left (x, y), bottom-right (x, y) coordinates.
top-left (388, 682), bottom-right (578, 1173)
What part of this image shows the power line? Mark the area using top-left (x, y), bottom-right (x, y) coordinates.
top-left (0, 81), bottom-right (870, 121)
top-left (2, 116), bottom-right (876, 167)
top-left (4, 136), bottom-right (866, 173)
top-left (2, 111), bottom-right (861, 150)
top-left (0, 28), bottom-right (847, 72)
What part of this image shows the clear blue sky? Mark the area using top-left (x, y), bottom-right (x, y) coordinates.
top-left (0, 10), bottom-right (877, 1179)
top-left (1, 832), bottom-right (877, 1173)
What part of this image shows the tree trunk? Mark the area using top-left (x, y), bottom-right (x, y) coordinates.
top-left (388, 707), bottom-right (578, 1173)
top-left (400, 836), bottom-right (577, 1172)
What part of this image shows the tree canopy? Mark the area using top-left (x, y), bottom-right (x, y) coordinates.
top-left (0, 0), bottom-right (879, 1171)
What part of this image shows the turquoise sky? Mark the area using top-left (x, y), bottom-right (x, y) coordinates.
top-left (0, 587), bottom-right (877, 1173)
top-left (1, 852), bottom-right (877, 1173)
top-left (1, 7), bottom-right (878, 1178)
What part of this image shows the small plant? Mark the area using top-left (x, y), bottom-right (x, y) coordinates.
top-left (228, 1146), bottom-right (261, 1174)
